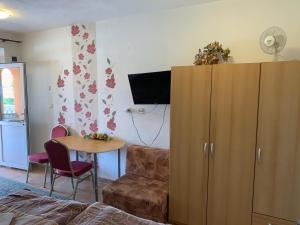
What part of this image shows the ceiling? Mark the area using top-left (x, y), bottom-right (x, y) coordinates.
top-left (0, 0), bottom-right (220, 33)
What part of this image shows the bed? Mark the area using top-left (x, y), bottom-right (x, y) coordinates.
top-left (0, 190), bottom-right (168, 225)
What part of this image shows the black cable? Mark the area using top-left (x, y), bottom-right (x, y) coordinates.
top-left (130, 104), bottom-right (168, 147)
top-left (130, 110), bottom-right (148, 146)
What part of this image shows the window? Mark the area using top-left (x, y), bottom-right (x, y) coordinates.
top-left (1, 68), bottom-right (15, 114)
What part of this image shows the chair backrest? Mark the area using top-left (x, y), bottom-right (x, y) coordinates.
top-left (51, 125), bottom-right (69, 139)
top-left (44, 140), bottom-right (72, 172)
top-left (125, 145), bottom-right (169, 182)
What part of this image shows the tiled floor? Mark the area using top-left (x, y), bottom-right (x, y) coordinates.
top-left (0, 165), bottom-right (111, 203)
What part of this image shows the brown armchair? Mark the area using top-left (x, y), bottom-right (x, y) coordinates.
top-left (102, 145), bottom-right (169, 223)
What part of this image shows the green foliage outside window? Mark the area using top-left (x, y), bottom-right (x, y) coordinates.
top-left (3, 98), bottom-right (14, 105)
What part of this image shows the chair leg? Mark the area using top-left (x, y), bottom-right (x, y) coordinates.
top-left (90, 171), bottom-right (95, 192)
top-left (71, 177), bottom-right (74, 189)
top-left (26, 162), bottom-right (31, 183)
top-left (49, 173), bottom-right (56, 197)
top-left (50, 166), bottom-right (53, 185)
top-left (73, 178), bottom-right (79, 200)
top-left (43, 163), bottom-right (48, 188)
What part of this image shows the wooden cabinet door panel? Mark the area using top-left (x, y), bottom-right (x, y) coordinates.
top-left (208, 63), bottom-right (260, 225)
top-left (253, 61), bottom-right (300, 221)
top-left (252, 213), bottom-right (295, 225)
top-left (169, 66), bottom-right (211, 225)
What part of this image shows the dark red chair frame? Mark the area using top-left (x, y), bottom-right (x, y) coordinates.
top-left (26, 124), bottom-right (69, 187)
top-left (44, 139), bottom-right (94, 200)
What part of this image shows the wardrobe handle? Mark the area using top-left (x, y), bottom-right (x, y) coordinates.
top-left (203, 142), bottom-right (208, 156)
top-left (210, 143), bottom-right (214, 158)
top-left (257, 148), bottom-right (262, 162)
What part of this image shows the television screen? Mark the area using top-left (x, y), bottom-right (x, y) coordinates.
top-left (128, 71), bottom-right (171, 104)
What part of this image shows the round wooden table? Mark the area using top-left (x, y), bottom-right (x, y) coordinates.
top-left (55, 136), bottom-right (126, 201)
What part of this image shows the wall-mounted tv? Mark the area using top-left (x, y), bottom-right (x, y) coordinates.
top-left (128, 71), bottom-right (171, 104)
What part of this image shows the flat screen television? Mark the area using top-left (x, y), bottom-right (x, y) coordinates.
top-left (128, 71), bottom-right (171, 104)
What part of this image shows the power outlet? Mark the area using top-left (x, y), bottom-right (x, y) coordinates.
top-left (125, 107), bottom-right (145, 114)
top-left (137, 108), bottom-right (145, 114)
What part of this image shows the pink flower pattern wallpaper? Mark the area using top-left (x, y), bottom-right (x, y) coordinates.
top-left (56, 24), bottom-right (118, 139)
top-left (102, 58), bottom-right (117, 134)
top-left (71, 24), bottom-right (99, 137)
top-left (57, 69), bottom-right (70, 125)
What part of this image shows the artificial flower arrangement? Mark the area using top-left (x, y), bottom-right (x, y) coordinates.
top-left (84, 132), bottom-right (112, 141)
top-left (194, 41), bottom-right (231, 65)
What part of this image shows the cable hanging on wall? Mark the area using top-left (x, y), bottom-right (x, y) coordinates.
top-left (130, 104), bottom-right (168, 147)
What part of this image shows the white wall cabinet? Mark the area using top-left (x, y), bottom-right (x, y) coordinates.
top-left (0, 121), bottom-right (28, 169)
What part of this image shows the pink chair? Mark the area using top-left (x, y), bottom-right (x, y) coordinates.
top-left (44, 139), bottom-right (94, 200)
top-left (26, 125), bottom-right (69, 187)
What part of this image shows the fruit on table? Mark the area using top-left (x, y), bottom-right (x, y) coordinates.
top-left (84, 132), bottom-right (110, 141)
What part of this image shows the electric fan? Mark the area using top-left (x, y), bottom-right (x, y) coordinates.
top-left (259, 26), bottom-right (287, 60)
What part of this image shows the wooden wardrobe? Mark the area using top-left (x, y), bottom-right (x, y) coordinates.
top-left (253, 61), bottom-right (300, 224)
top-left (169, 61), bottom-right (300, 225)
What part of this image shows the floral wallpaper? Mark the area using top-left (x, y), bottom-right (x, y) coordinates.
top-left (57, 68), bottom-right (70, 125)
top-left (102, 58), bottom-right (117, 134)
top-left (55, 24), bottom-right (119, 141)
top-left (71, 24), bottom-right (98, 136)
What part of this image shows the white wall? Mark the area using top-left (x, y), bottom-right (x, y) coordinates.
top-left (26, 61), bottom-right (59, 154)
top-left (0, 31), bottom-right (22, 63)
top-left (96, 0), bottom-right (300, 179)
top-left (21, 0), bottom-right (300, 179)
top-left (21, 27), bottom-right (75, 153)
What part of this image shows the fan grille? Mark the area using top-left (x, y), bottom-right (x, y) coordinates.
top-left (260, 26), bottom-right (287, 55)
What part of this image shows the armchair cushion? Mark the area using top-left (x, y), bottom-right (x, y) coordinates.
top-left (102, 174), bottom-right (168, 223)
top-left (125, 145), bottom-right (169, 182)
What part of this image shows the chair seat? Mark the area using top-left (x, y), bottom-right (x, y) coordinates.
top-left (28, 152), bottom-right (49, 163)
top-left (55, 161), bottom-right (93, 177)
top-left (102, 174), bottom-right (168, 223)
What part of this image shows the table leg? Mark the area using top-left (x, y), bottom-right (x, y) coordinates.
top-left (93, 153), bottom-right (98, 202)
top-left (76, 151), bottom-right (79, 161)
top-left (118, 149), bottom-right (121, 178)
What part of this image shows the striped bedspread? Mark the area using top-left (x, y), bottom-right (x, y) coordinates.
top-left (0, 190), bottom-right (167, 225)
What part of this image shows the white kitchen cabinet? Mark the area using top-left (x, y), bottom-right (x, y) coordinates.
top-left (0, 121), bottom-right (28, 169)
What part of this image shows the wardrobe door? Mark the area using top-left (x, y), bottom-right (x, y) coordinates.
top-left (207, 63), bottom-right (260, 225)
top-left (169, 66), bottom-right (211, 225)
top-left (253, 61), bottom-right (300, 221)
top-left (252, 213), bottom-right (295, 225)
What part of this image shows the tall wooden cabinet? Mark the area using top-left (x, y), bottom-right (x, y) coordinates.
top-left (169, 61), bottom-right (300, 225)
top-left (253, 61), bottom-right (300, 222)
top-left (207, 64), bottom-right (259, 225)
top-left (169, 66), bottom-right (211, 225)
top-left (169, 63), bottom-right (260, 225)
